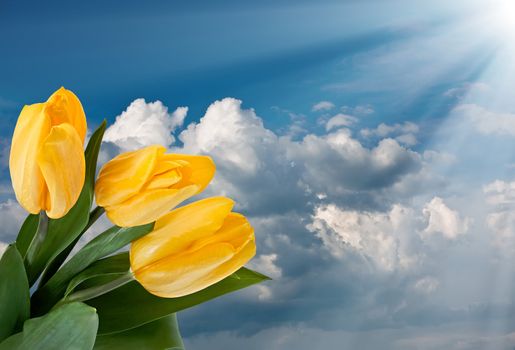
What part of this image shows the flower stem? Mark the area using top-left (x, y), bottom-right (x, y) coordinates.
top-left (24, 211), bottom-right (49, 275)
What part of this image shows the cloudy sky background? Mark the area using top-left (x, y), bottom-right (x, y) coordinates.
top-left (3, 0), bottom-right (515, 349)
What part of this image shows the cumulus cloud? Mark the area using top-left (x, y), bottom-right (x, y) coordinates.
top-left (308, 203), bottom-right (423, 271)
top-left (422, 197), bottom-right (469, 239)
top-left (361, 121), bottom-right (419, 146)
top-left (312, 101), bottom-right (335, 112)
top-left (177, 98), bottom-right (424, 215)
top-left (308, 197), bottom-right (469, 272)
top-left (104, 98), bottom-right (188, 151)
top-left (39, 95), bottom-right (480, 344)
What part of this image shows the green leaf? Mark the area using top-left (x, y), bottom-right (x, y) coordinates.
top-left (32, 223), bottom-right (153, 316)
top-left (93, 314), bottom-right (184, 350)
top-left (22, 121), bottom-right (106, 285)
top-left (0, 245), bottom-right (30, 342)
top-left (0, 302), bottom-right (98, 350)
top-left (39, 206), bottom-right (105, 287)
top-left (65, 252), bottom-right (130, 297)
top-left (88, 267), bottom-right (270, 334)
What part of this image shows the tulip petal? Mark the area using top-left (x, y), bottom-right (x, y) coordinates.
top-left (36, 123), bottom-right (85, 219)
top-left (9, 103), bottom-right (51, 214)
top-left (130, 197), bottom-right (234, 270)
top-left (152, 160), bottom-right (184, 175)
top-left (95, 145), bottom-right (164, 207)
top-left (144, 169), bottom-right (182, 190)
top-left (133, 242), bottom-right (235, 298)
top-left (164, 154), bottom-right (215, 193)
top-left (45, 87), bottom-right (87, 143)
top-left (188, 213), bottom-right (254, 253)
top-left (106, 185), bottom-right (199, 228)
top-left (175, 238), bottom-right (256, 297)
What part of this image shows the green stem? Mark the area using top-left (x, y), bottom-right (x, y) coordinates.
top-left (61, 271), bottom-right (134, 304)
top-left (24, 211), bottom-right (49, 281)
top-left (37, 206), bottom-right (106, 288)
top-left (84, 206), bottom-right (105, 232)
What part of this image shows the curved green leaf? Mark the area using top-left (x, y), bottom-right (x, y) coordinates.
top-left (0, 302), bottom-right (98, 350)
top-left (88, 267), bottom-right (270, 334)
top-left (32, 223), bottom-right (153, 316)
top-left (93, 314), bottom-right (184, 350)
top-left (65, 252), bottom-right (130, 297)
top-left (23, 121), bottom-right (106, 285)
top-left (0, 245), bottom-right (29, 342)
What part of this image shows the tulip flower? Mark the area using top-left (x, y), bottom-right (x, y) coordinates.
top-left (95, 145), bottom-right (215, 227)
top-left (9, 87), bottom-right (87, 219)
top-left (130, 196), bottom-right (256, 298)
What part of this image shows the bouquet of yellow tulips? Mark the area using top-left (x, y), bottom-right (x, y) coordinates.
top-left (0, 88), bottom-right (269, 349)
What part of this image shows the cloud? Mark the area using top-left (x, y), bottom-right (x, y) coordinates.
top-left (453, 104), bottom-right (515, 137)
top-left (308, 197), bottom-right (469, 271)
top-left (483, 180), bottom-right (515, 251)
top-left (103, 98), bottom-right (188, 151)
top-left (325, 113), bottom-right (358, 131)
top-left (360, 122), bottom-right (419, 146)
top-left (69, 96), bottom-right (488, 345)
top-left (312, 101), bottom-right (335, 112)
top-left (443, 82), bottom-right (490, 100)
top-left (412, 276), bottom-right (440, 295)
top-left (341, 105), bottom-right (374, 116)
top-left (422, 197), bottom-right (469, 239)
top-left (178, 98), bottom-right (424, 215)
top-left (308, 203), bottom-right (423, 271)
top-left (0, 199), bottom-right (26, 245)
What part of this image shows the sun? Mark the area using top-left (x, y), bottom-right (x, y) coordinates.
top-left (491, 0), bottom-right (515, 39)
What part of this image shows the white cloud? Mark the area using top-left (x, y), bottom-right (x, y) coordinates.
top-left (422, 197), bottom-right (469, 239)
top-left (360, 121), bottom-right (419, 146)
top-left (312, 101), bottom-right (335, 112)
top-left (309, 197), bottom-right (469, 271)
top-left (453, 104), bottom-right (515, 136)
top-left (104, 98), bottom-right (188, 151)
top-left (325, 113), bottom-right (358, 131)
top-left (248, 254), bottom-right (282, 280)
top-left (176, 98), bottom-right (424, 215)
top-left (308, 203), bottom-right (423, 271)
top-left (179, 98), bottom-right (277, 175)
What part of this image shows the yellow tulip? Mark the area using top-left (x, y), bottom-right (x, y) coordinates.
top-left (95, 145), bottom-right (215, 227)
top-left (130, 197), bottom-right (256, 298)
top-left (9, 87), bottom-right (87, 219)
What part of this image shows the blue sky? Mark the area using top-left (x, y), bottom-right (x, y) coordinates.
top-left (3, 0), bottom-right (515, 349)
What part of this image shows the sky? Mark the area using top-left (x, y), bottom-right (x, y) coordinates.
top-left (2, 0), bottom-right (515, 349)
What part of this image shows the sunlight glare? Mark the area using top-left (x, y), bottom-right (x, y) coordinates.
top-left (491, 0), bottom-right (515, 39)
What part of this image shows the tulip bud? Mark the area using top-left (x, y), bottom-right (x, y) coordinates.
top-left (9, 87), bottom-right (87, 219)
top-left (95, 145), bottom-right (215, 227)
top-left (130, 197), bottom-right (256, 298)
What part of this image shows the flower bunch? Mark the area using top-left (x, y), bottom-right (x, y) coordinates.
top-left (0, 88), bottom-right (269, 349)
